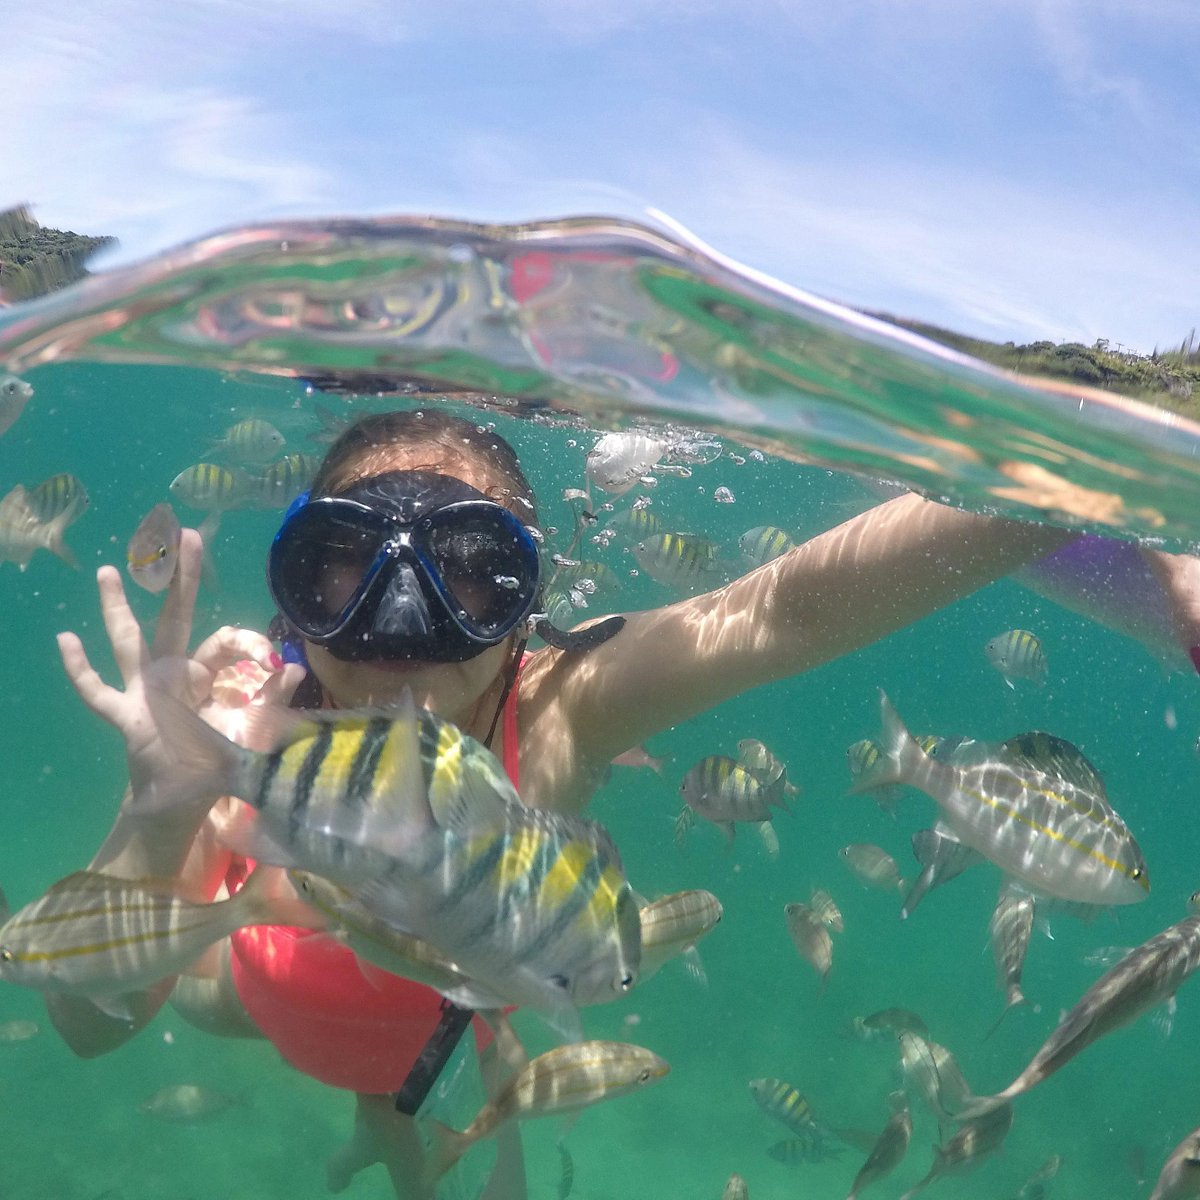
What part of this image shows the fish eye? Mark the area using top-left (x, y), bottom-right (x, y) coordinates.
top-left (155, 545), bottom-right (168, 560)
top-left (1132, 868), bottom-right (1143, 879)
top-left (638, 1069), bottom-right (651, 1083)
top-left (619, 973), bottom-right (634, 990)
top-left (0, 948), bottom-right (12, 963)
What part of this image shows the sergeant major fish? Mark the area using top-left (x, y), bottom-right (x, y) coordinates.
top-left (210, 418), bottom-right (285, 464)
top-left (632, 532), bottom-right (723, 589)
top-left (28, 473), bottom-right (88, 523)
top-left (854, 693), bottom-right (1148, 907)
top-left (151, 692), bottom-right (642, 1032)
top-left (748, 1077), bottom-right (817, 1137)
top-left (0, 483), bottom-right (78, 569)
top-left (681, 754), bottom-right (789, 844)
top-left (986, 629), bottom-right (1048, 688)
top-left (738, 525), bottom-right (795, 569)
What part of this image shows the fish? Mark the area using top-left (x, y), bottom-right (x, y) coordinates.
top-left (784, 902), bottom-right (833, 987)
top-left (845, 1008), bottom-right (928, 1041)
top-left (738, 525), bottom-right (795, 568)
top-left (680, 755), bottom-right (788, 843)
top-left (748, 1077), bottom-right (817, 1137)
top-left (211, 417), bottom-right (285, 464)
top-left (897, 1101), bottom-right (1014, 1200)
top-left (840, 844), bottom-right (906, 893)
top-left (426, 1041), bottom-right (669, 1180)
top-left (0, 483), bottom-right (78, 569)
top-left (632, 532), bottom-right (723, 588)
top-left (737, 738), bottom-right (801, 796)
top-left (855, 693), bottom-right (1149, 906)
top-left (847, 1095), bottom-right (913, 1199)
top-left (610, 744), bottom-right (669, 776)
top-left (985, 629), bottom-right (1048, 688)
top-left (555, 560), bottom-right (621, 593)
top-left (901, 826), bottom-right (982, 919)
top-left (151, 692), bottom-right (642, 1030)
top-left (585, 432), bottom-right (667, 494)
top-left (126, 502), bottom-right (183, 593)
top-left (897, 1032), bottom-right (974, 1127)
top-left (607, 505), bottom-right (662, 542)
top-left (1016, 1154), bottom-right (1063, 1199)
top-left (0, 866), bottom-right (305, 1020)
top-left (755, 821), bottom-right (781, 859)
top-left (286, 870), bottom-right (508, 1010)
top-left (847, 738), bottom-right (902, 815)
top-left (809, 888), bottom-right (844, 933)
top-left (138, 1083), bottom-right (246, 1122)
top-left (638, 890), bottom-right (722, 982)
top-left (0, 1018), bottom-right (39, 1042)
top-left (966, 912), bottom-right (1200, 1110)
top-left (987, 884), bottom-right (1036, 1034)
top-left (169, 462), bottom-right (246, 511)
top-left (767, 1131), bottom-right (843, 1164)
top-left (722, 1174), bottom-right (749, 1200)
top-left (28, 472), bottom-right (89, 523)
top-left (0, 373), bottom-right (33, 436)
top-left (247, 452), bottom-right (321, 508)
top-left (308, 400), bottom-right (352, 445)
top-left (1151, 1129), bottom-right (1200, 1200)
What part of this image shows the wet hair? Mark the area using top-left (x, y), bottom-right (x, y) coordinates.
top-left (311, 408), bottom-right (539, 527)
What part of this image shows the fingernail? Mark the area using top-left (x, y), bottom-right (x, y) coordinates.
top-left (268, 651), bottom-right (284, 670)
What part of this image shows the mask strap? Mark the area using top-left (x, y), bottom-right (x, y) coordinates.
top-left (483, 636), bottom-right (528, 750)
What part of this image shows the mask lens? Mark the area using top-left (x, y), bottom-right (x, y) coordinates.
top-left (424, 509), bottom-right (538, 634)
top-left (271, 504), bottom-right (388, 637)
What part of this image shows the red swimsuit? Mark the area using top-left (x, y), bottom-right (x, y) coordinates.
top-left (227, 682), bottom-right (522, 1095)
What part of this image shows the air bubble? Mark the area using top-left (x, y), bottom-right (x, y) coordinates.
top-left (713, 486), bottom-right (736, 504)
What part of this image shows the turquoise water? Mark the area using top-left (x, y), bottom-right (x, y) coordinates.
top-left (1, 221), bottom-right (1197, 1199)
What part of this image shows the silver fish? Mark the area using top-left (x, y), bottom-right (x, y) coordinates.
top-left (857, 693), bottom-right (1149, 906)
top-left (897, 1101), bottom-right (1014, 1200)
top-left (680, 754), bottom-right (788, 843)
top-left (139, 1083), bottom-right (245, 1122)
top-left (426, 1041), bottom-right (669, 1180)
top-left (0, 483), bottom-right (78, 569)
top-left (810, 888), bottom-right (844, 933)
top-left (585, 432), bottom-right (666, 494)
top-left (247, 451), bottom-right (321, 509)
top-left (0, 867), bottom-right (300, 1019)
top-left (169, 462), bottom-right (246, 511)
top-left (840, 843), bottom-right (906, 893)
top-left (638, 889), bottom-right (722, 982)
top-left (211, 417), bottom-right (285, 464)
top-left (0, 373), bottom-right (33, 437)
top-left (737, 738), bottom-right (801, 796)
top-left (1150, 1126), bottom-right (1200, 1200)
top-left (898, 1032), bottom-right (973, 1126)
top-left (975, 912), bottom-right (1200, 1107)
top-left (738, 525), bottom-right (795, 568)
top-left (748, 1077), bottom-right (817, 1136)
top-left (988, 884), bottom-right (1036, 1033)
top-left (126, 502), bottom-right (183, 593)
top-left (785, 902), bottom-right (833, 987)
top-left (986, 629), bottom-right (1048, 688)
top-left (847, 738), bottom-right (901, 815)
top-left (847, 1096), bottom-right (913, 1199)
top-left (28, 472), bottom-right (89, 523)
top-left (901, 826), bottom-right (982, 919)
top-left (722, 1175), bottom-right (749, 1200)
top-left (845, 1008), bottom-right (928, 1041)
top-left (632, 531), bottom-right (723, 588)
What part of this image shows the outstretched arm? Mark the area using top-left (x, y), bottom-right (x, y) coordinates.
top-left (548, 493), bottom-right (1076, 764)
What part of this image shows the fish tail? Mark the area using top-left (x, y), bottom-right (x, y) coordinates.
top-left (234, 864), bottom-right (323, 930)
top-left (143, 690), bottom-right (251, 814)
top-left (982, 989), bottom-right (1027, 1041)
top-left (43, 510), bottom-right (78, 570)
top-left (423, 1119), bottom-right (471, 1184)
top-left (954, 1093), bottom-right (1008, 1121)
top-left (849, 691), bottom-right (921, 794)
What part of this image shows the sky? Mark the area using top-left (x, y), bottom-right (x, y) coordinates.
top-left (2, 0), bottom-right (1198, 353)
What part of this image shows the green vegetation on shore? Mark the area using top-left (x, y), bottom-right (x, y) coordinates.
top-left (0, 206), bottom-right (116, 303)
top-left (872, 310), bottom-right (1200, 418)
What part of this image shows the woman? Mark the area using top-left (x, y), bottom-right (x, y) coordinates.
top-left (46, 407), bottom-right (1200, 1196)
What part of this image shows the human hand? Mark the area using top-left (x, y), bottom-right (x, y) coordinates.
top-left (57, 529), bottom-right (303, 813)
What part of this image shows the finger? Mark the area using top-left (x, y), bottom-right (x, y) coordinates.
top-left (97, 565), bottom-right (152, 687)
top-left (152, 528), bottom-right (203, 661)
top-left (192, 626), bottom-right (279, 676)
top-left (56, 631), bottom-right (126, 726)
top-left (259, 662), bottom-right (307, 709)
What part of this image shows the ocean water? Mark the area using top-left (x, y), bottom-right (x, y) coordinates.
top-left (0, 215), bottom-right (1198, 1200)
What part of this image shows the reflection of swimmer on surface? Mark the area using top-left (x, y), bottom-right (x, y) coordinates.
top-left (43, 406), bottom-right (1200, 1199)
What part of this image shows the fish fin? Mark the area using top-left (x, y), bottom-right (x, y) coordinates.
top-left (1153, 996), bottom-right (1176, 1039)
top-left (139, 690), bottom-right (250, 813)
top-left (217, 807), bottom-right (299, 870)
top-left (983, 991), bottom-right (1027, 1041)
top-left (850, 692), bottom-right (920, 793)
top-left (234, 864), bottom-right (324, 930)
top-left (954, 1094), bottom-right (1008, 1121)
top-left (89, 993), bottom-right (138, 1023)
top-left (43, 510), bottom-right (79, 570)
top-left (682, 946), bottom-right (708, 985)
top-left (196, 513), bottom-right (221, 592)
top-left (423, 1119), bottom-right (471, 1185)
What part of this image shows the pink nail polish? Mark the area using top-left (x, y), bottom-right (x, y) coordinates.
top-left (268, 651), bottom-right (284, 670)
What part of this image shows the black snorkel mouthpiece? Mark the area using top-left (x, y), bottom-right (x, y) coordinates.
top-left (533, 614), bottom-right (625, 652)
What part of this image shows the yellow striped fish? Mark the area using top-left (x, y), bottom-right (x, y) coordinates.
top-left (248, 452), bottom-right (321, 509)
top-left (28, 472), bottom-right (89, 523)
top-left (748, 1077), bottom-right (817, 1137)
top-left (680, 754), bottom-right (789, 844)
top-left (855, 692), bottom-right (1148, 906)
top-left (985, 628), bottom-right (1048, 688)
top-left (632, 531), bottom-right (722, 588)
top-left (169, 462), bottom-right (245, 510)
top-left (607, 505), bottom-right (663, 542)
top-left (211, 418), bottom-right (285, 464)
top-left (152, 692), bottom-right (641, 1026)
top-left (0, 866), bottom-right (305, 1018)
top-left (738, 525), bottom-right (795, 568)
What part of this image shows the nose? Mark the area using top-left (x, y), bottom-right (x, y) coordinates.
top-left (371, 561), bottom-right (433, 638)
